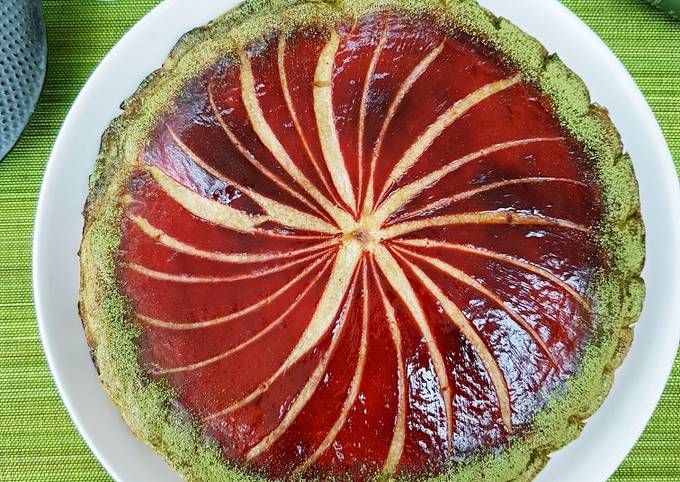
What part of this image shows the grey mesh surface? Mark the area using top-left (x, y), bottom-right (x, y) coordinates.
top-left (0, 0), bottom-right (46, 161)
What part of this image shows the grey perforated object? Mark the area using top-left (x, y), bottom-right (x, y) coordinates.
top-left (0, 0), bottom-right (46, 161)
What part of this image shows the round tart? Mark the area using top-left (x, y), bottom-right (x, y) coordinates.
top-left (79, 0), bottom-right (645, 480)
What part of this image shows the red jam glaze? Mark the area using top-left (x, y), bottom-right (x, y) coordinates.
top-left (117, 12), bottom-right (605, 480)
top-left (247, 36), bottom-right (348, 212)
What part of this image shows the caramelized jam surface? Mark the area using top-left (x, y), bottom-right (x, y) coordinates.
top-left (119, 13), bottom-right (603, 479)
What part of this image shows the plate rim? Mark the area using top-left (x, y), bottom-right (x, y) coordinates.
top-left (33, 1), bottom-right (680, 481)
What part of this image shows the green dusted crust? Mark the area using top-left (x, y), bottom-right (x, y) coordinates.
top-left (79, 0), bottom-right (645, 480)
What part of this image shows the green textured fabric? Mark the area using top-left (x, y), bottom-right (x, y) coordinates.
top-left (0, 0), bottom-right (677, 481)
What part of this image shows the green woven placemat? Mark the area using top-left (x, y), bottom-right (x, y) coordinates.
top-left (0, 0), bottom-right (677, 481)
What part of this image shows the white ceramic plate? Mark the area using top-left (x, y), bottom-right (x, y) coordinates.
top-left (33, 1), bottom-right (680, 481)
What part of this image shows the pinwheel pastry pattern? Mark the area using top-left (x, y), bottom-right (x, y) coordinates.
top-left (80, 2), bottom-right (645, 481)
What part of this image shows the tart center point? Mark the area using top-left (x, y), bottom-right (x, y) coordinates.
top-left (343, 222), bottom-right (380, 251)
